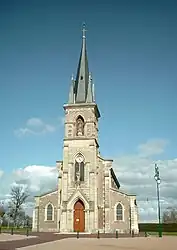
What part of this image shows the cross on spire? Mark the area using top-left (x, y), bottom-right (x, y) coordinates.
top-left (82, 22), bottom-right (87, 39)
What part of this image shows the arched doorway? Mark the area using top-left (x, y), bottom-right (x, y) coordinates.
top-left (74, 199), bottom-right (85, 232)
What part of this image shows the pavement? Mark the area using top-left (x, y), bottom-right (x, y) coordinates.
top-left (17, 236), bottom-right (177, 250)
top-left (17, 237), bottom-right (177, 250)
top-left (0, 233), bottom-right (177, 250)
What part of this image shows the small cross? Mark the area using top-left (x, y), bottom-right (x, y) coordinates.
top-left (82, 22), bottom-right (87, 38)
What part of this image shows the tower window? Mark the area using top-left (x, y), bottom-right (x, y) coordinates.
top-left (75, 154), bottom-right (85, 182)
top-left (60, 190), bottom-right (62, 204)
top-left (80, 76), bottom-right (83, 80)
top-left (80, 161), bottom-right (84, 181)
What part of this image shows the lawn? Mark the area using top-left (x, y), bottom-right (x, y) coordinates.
top-left (0, 227), bottom-right (31, 234)
top-left (148, 232), bottom-right (177, 236)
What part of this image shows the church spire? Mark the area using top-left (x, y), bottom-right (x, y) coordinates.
top-left (74, 23), bottom-right (89, 103)
top-left (68, 24), bottom-right (94, 104)
top-left (71, 24), bottom-right (93, 104)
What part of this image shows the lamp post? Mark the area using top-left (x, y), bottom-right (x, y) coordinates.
top-left (154, 163), bottom-right (162, 237)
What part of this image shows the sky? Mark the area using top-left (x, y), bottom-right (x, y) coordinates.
top-left (0, 0), bottom-right (177, 222)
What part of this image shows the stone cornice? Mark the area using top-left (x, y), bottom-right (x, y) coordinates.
top-left (63, 103), bottom-right (100, 118)
top-left (63, 137), bottom-right (99, 148)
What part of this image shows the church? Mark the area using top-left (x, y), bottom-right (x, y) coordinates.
top-left (32, 26), bottom-right (139, 234)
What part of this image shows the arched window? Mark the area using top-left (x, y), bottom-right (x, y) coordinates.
top-left (76, 116), bottom-right (84, 136)
top-left (59, 190), bottom-right (62, 204)
top-left (116, 203), bottom-right (123, 221)
top-left (75, 154), bottom-right (84, 182)
top-left (46, 204), bottom-right (53, 221)
top-left (80, 161), bottom-right (84, 181)
top-left (75, 161), bottom-right (79, 181)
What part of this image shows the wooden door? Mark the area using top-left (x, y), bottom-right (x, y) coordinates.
top-left (74, 200), bottom-right (85, 232)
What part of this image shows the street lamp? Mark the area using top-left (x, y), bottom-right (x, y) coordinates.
top-left (154, 163), bottom-right (162, 237)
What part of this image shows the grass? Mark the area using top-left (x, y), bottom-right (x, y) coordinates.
top-left (147, 231), bottom-right (177, 236)
top-left (0, 227), bottom-right (32, 234)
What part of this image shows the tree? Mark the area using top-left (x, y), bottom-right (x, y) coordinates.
top-left (163, 207), bottom-right (177, 223)
top-left (8, 185), bottom-right (29, 227)
top-left (24, 214), bottom-right (32, 228)
top-left (0, 204), bottom-right (5, 217)
top-left (0, 203), bottom-right (5, 226)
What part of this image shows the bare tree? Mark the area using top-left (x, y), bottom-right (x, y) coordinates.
top-left (163, 207), bottom-right (177, 223)
top-left (8, 186), bottom-right (29, 227)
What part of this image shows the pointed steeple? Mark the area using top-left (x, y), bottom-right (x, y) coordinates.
top-left (74, 23), bottom-right (90, 103)
top-left (68, 25), bottom-right (95, 104)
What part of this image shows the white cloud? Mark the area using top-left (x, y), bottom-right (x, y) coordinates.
top-left (13, 165), bottom-right (57, 193)
top-left (0, 165), bottom-right (58, 215)
top-left (14, 118), bottom-right (56, 137)
top-left (58, 116), bottom-right (65, 126)
top-left (26, 118), bottom-right (44, 127)
top-left (114, 139), bottom-right (177, 222)
top-left (0, 169), bottom-right (3, 178)
top-left (137, 138), bottom-right (168, 157)
top-left (0, 138), bottom-right (177, 222)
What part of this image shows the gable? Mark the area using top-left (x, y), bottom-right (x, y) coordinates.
top-left (67, 189), bottom-right (89, 206)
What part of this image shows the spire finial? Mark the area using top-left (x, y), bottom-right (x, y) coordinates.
top-left (82, 22), bottom-right (87, 39)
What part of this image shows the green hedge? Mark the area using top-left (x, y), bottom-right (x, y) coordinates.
top-left (139, 223), bottom-right (177, 232)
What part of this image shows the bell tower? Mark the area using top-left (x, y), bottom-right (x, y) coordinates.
top-left (59, 24), bottom-right (101, 232)
top-left (63, 24), bottom-right (100, 146)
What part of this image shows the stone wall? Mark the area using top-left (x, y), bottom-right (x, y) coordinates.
top-left (109, 189), bottom-right (131, 233)
top-left (33, 191), bottom-right (58, 232)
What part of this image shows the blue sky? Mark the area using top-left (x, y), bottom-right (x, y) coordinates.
top-left (0, 0), bottom-right (177, 221)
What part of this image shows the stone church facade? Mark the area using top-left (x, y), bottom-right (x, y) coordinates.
top-left (32, 26), bottom-right (139, 234)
